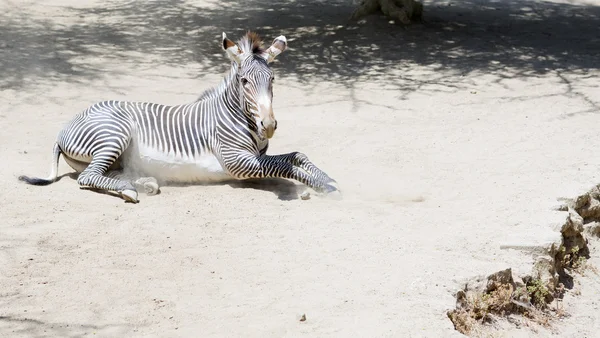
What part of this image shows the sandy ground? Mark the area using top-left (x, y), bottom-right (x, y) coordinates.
top-left (1, 0), bottom-right (600, 336)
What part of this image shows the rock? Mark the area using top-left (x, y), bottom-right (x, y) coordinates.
top-left (531, 257), bottom-right (557, 302)
top-left (300, 191), bottom-right (311, 200)
top-left (564, 207), bottom-right (584, 235)
top-left (486, 268), bottom-right (515, 293)
top-left (584, 221), bottom-right (600, 237)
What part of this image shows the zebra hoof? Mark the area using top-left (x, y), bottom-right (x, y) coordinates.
top-left (121, 189), bottom-right (139, 203)
top-left (143, 182), bottom-right (160, 196)
top-left (323, 182), bottom-right (340, 193)
top-left (323, 183), bottom-right (342, 200)
top-left (327, 180), bottom-right (340, 191)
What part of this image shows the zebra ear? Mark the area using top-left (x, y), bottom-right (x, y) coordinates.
top-left (262, 35), bottom-right (287, 64)
top-left (222, 32), bottom-right (243, 63)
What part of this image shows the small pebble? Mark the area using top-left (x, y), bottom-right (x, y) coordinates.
top-left (300, 191), bottom-right (310, 200)
top-left (299, 314), bottom-right (306, 322)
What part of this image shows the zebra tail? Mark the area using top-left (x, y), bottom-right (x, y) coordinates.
top-left (19, 143), bottom-right (62, 186)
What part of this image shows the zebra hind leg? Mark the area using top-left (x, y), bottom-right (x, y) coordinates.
top-left (77, 154), bottom-right (140, 203)
top-left (134, 177), bottom-right (160, 196)
top-left (105, 170), bottom-right (160, 196)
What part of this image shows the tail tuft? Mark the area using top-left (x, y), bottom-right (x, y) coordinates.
top-left (18, 175), bottom-right (55, 186)
top-left (18, 143), bottom-right (62, 187)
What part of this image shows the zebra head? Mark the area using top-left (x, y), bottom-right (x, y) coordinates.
top-left (222, 32), bottom-right (287, 139)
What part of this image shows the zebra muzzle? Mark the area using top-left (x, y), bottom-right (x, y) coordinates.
top-left (261, 120), bottom-right (277, 139)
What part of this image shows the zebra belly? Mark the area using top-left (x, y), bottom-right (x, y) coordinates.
top-left (63, 155), bottom-right (91, 173)
top-left (122, 142), bottom-right (232, 183)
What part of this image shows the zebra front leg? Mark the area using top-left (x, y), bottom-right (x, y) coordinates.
top-left (225, 153), bottom-right (336, 195)
top-left (281, 152), bottom-right (339, 191)
top-left (77, 157), bottom-right (139, 203)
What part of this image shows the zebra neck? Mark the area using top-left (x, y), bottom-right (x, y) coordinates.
top-left (222, 67), bottom-right (255, 121)
top-left (194, 64), bottom-right (255, 126)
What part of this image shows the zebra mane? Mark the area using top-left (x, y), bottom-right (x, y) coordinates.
top-left (238, 31), bottom-right (266, 55)
top-left (195, 66), bottom-right (236, 101)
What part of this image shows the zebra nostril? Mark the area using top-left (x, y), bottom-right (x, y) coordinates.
top-left (274, 121), bottom-right (278, 130)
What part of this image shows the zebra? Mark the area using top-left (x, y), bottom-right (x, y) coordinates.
top-left (18, 31), bottom-right (339, 203)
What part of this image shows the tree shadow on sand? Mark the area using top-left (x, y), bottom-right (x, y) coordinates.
top-left (0, 315), bottom-right (134, 337)
top-left (1, 0), bottom-right (599, 96)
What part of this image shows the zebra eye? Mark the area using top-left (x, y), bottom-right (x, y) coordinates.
top-left (241, 78), bottom-right (249, 86)
top-left (271, 77), bottom-right (275, 83)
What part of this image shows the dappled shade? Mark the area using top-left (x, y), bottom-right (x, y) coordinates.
top-left (0, 0), bottom-right (599, 94)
